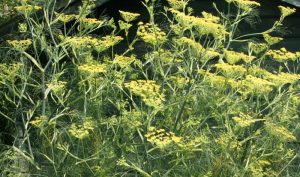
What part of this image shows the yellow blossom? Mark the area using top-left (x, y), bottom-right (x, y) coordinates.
top-left (7, 39), bottom-right (32, 51)
top-left (237, 75), bottom-right (275, 95)
top-left (55, 12), bottom-right (79, 23)
top-left (46, 81), bottom-right (67, 94)
top-left (78, 63), bottom-right (107, 74)
top-left (248, 42), bottom-right (268, 54)
top-left (266, 48), bottom-right (298, 62)
top-left (124, 80), bottom-right (165, 108)
top-left (14, 5), bottom-right (42, 13)
top-left (233, 113), bottom-right (261, 128)
top-left (166, 0), bottom-right (187, 10)
top-left (113, 55), bottom-right (136, 68)
top-left (145, 127), bottom-right (182, 148)
top-left (278, 6), bottom-right (296, 17)
top-left (265, 72), bottom-right (300, 87)
top-left (214, 63), bottom-right (247, 78)
top-left (263, 33), bottom-right (283, 45)
top-left (137, 22), bottom-right (167, 46)
top-left (224, 50), bottom-right (255, 64)
top-left (119, 10), bottom-right (140, 22)
top-left (68, 117), bottom-right (95, 139)
top-left (170, 9), bottom-right (227, 38)
top-left (265, 122), bottom-right (296, 142)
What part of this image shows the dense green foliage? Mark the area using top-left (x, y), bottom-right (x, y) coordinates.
top-left (0, 0), bottom-right (300, 176)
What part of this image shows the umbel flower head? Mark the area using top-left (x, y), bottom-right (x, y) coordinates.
top-left (55, 12), bottom-right (79, 23)
top-left (119, 10), bottom-right (140, 22)
top-left (266, 48), bottom-right (299, 62)
top-left (137, 22), bottom-right (167, 46)
top-left (226, 0), bottom-right (260, 11)
top-left (224, 50), bottom-right (255, 64)
top-left (7, 39), bottom-right (32, 51)
top-left (265, 122), bottom-right (296, 142)
top-left (278, 5), bottom-right (296, 18)
top-left (113, 55), bottom-right (136, 68)
top-left (124, 80), bottom-right (165, 108)
top-left (14, 5), bottom-right (42, 14)
top-left (63, 35), bottom-right (123, 53)
top-left (145, 127), bottom-right (182, 148)
top-left (170, 9), bottom-right (227, 39)
top-left (166, 0), bottom-right (187, 10)
top-left (263, 33), bottom-right (283, 45)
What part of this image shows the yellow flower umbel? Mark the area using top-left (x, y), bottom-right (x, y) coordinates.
top-left (137, 22), bottom-right (167, 46)
top-left (265, 122), bottom-right (296, 142)
top-left (224, 50), bottom-right (255, 64)
top-left (237, 75), bottom-right (275, 96)
top-left (124, 80), bottom-right (165, 108)
top-left (78, 63), bottom-right (107, 74)
top-left (233, 113), bottom-right (261, 128)
top-left (55, 12), bottom-right (79, 23)
top-left (80, 18), bottom-right (104, 29)
top-left (145, 127), bottom-right (182, 148)
top-left (64, 35), bottom-right (123, 52)
top-left (278, 6), bottom-right (296, 18)
top-left (265, 72), bottom-right (300, 88)
top-left (30, 115), bottom-right (49, 128)
top-left (46, 81), bottom-right (67, 95)
top-left (266, 48), bottom-right (299, 62)
top-left (248, 42), bottom-right (268, 54)
top-left (166, 0), bottom-right (187, 10)
top-left (7, 39), bottom-right (32, 51)
top-left (214, 63), bottom-right (246, 79)
top-left (263, 33), bottom-right (283, 46)
top-left (228, 0), bottom-right (260, 12)
top-left (176, 37), bottom-right (219, 60)
top-left (119, 10), bottom-right (140, 22)
top-left (14, 5), bottom-right (42, 14)
top-left (68, 118), bottom-right (95, 140)
top-left (18, 23), bottom-right (27, 33)
top-left (113, 55), bottom-right (136, 68)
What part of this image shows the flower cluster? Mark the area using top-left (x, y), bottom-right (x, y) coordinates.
top-left (124, 80), bottom-right (165, 108)
top-left (145, 127), bottom-right (182, 148)
top-left (266, 48), bottom-right (299, 62)
top-left (14, 5), bottom-right (42, 13)
top-left (227, 0), bottom-right (260, 11)
top-left (169, 75), bottom-right (192, 88)
top-left (278, 6), bottom-right (296, 18)
top-left (263, 33), bottom-right (283, 45)
top-left (214, 63), bottom-right (247, 79)
top-left (78, 63), bottom-right (107, 74)
top-left (55, 13), bottom-right (79, 23)
top-left (176, 37), bottom-right (219, 60)
top-left (265, 122), bottom-right (296, 142)
top-left (80, 18), bottom-right (104, 27)
top-left (119, 10), bottom-right (140, 22)
top-left (46, 81), bottom-right (67, 94)
top-left (224, 50), bottom-right (255, 64)
top-left (18, 23), bottom-right (27, 33)
top-left (170, 9), bottom-right (227, 38)
top-left (248, 42), bottom-right (268, 54)
top-left (68, 118), bottom-right (95, 139)
top-left (64, 35), bottom-right (123, 52)
top-left (236, 75), bottom-right (275, 95)
top-left (113, 55), bottom-right (136, 68)
top-left (233, 113), bottom-right (259, 128)
top-left (265, 72), bottom-right (300, 87)
top-left (7, 39), bottom-right (32, 51)
top-left (137, 22), bottom-right (167, 46)
top-left (30, 115), bottom-right (49, 128)
top-left (0, 62), bottom-right (22, 82)
top-left (166, 0), bottom-right (186, 10)
top-left (199, 70), bottom-right (233, 88)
